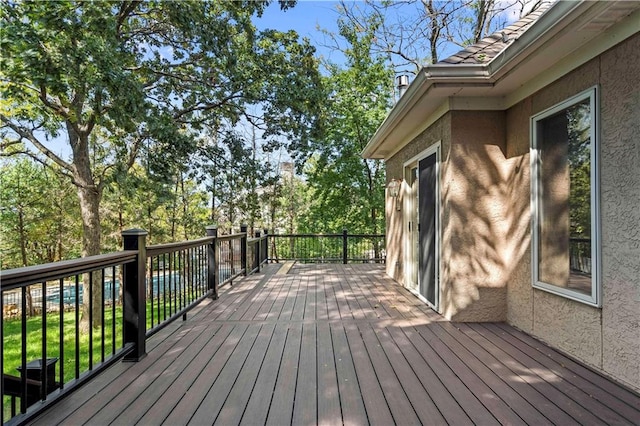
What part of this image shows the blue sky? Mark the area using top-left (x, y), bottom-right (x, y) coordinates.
top-left (255, 1), bottom-right (344, 63)
top-left (256, 1), bottom-right (341, 41)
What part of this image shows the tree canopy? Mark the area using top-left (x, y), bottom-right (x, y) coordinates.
top-left (1, 0), bottom-right (324, 328)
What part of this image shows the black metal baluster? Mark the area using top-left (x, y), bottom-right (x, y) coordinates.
top-left (88, 272), bottom-right (93, 371)
top-left (20, 286), bottom-right (27, 413)
top-left (59, 278), bottom-right (65, 389)
top-left (112, 266), bottom-right (116, 355)
top-left (101, 271), bottom-right (105, 363)
top-left (169, 252), bottom-right (174, 317)
top-left (41, 281), bottom-right (47, 401)
top-left (151, 257), bottom-right (155, 328)
top-left (158, 253), bottom-right (171, 320)
top-left (74, 275), bottom-right (79, 379)
top-left (1, 284), bottom-right (4, 424)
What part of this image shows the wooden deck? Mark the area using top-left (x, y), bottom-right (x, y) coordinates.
top-left (31, 264), bottom-right (640, 425)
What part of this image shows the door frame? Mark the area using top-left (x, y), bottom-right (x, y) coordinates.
top-left (403, 142), bottom-right (441, 311)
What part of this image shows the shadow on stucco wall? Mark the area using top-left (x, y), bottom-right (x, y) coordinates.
top-left (440, 111), bottom-right (531, 322)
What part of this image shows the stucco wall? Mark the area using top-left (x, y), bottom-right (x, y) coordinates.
top-left (386, 110), bottom-right (515, 322)
top-left (599, 33), bottom-right (640, 390)
top-left (384, 32), bottom-right (639, 391)
top-left (504, 98), bottom-right (534, 333)
top-left (385, 114), bottom-right (451, 289)
top-left (507, 33), bottom-right (640, 391)
top-left (445, 111), bottom-right (510, 322)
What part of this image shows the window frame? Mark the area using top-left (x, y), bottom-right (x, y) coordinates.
top-left (530, 86), bottom-right (601, 307)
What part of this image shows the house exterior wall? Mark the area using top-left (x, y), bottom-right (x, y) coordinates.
top-left (384, 33), bottom-right (638, 391)
top-left (386, 110), bottom-right (513, 322)
top-left (445, 111), bottom-right (510, 322)
top-left (506, 33), bottom-right (640, 391)
top-left (599, 32), bottom-right (640, 392)
top-left (385, 114), bottom-right (450, 285)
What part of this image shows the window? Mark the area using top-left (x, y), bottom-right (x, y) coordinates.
top-left (531, 87), bottom-right (600, 306)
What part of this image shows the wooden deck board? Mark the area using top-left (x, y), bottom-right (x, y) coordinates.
top-left (489, 322), bottom-right (640, 424)
top-left (30, 263), bottom-right (640, 426)
top-left (239, 322), bottom-right (290, 426)
top-left (193, 323), bottom-right (275, 425)
top-left (316, 322), bottom-right (341, 425)
top-left (330, 323), bottom-right (368, 425)
top-left (342, 322), bottom-right (395, 426)
top-left (265, 322), bottom-right (301, 426)
top-left (291, 323), bottom-right (318, 425)
top-left (464, 323), bottom-right (607, 425)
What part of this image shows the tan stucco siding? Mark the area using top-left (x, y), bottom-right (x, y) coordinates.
top-left (507, 33), bottom-right (640, 391)
top-left (385, 114), bottom-right (451, 286)
top-left (382, 32), bottom-right (639, 392)
top-left (513, 56), bottom-right (605, 373)
top-left (599, 33), bottom-right (640, 390)
top-left (505, 98), bottom-right (534, 333)
top-left (445, 111), bottom-right (511, 322)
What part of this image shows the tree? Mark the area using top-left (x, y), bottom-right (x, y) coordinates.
top-left (0, 157), bottom-right (81, 314)
top-left (1, 1), bottom-right (323, 329)
top-left (302, 15), bottom-right (391, 235)
top-left (336, 0), bottom-right (545, 75)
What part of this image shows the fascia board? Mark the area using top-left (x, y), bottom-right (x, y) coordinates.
top-left (361, 1), bottom-right (596, 160)
top-left (503, 5), bottom-right (640, 108)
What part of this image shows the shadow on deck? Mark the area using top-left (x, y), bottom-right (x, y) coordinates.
top-left (31, 264), bottom-right (640, 425)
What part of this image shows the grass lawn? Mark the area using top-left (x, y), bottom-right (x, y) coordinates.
top-left (2, 295), bottom-right (196, 420)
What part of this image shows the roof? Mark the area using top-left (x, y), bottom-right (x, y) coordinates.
top-left (362, 1), bottom-right (640, 160)
top-left (439, 3), bottom-right (553, 66)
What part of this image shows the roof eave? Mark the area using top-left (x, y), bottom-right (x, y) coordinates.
top-left (361, 1), bottom-right (587, 160)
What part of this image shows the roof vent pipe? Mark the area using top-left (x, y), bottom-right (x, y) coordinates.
top-left (396, 75), bottom-right (410, 100)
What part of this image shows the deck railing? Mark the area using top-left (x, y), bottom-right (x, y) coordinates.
top-left (0, 226), bottom-right (380, 425)
top-left (247, 230), bottom-right (269, 275)
top-left (268, 230), bottom-right (386, 264)
top-left (0, 250), bottom-right (137, 425)
top-left (0, 226), bottom-right (257, 425)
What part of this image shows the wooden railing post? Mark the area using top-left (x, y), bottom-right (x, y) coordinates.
top-left (122, 229), bottom-right (148, 362)
top-left (342, 228), bottom-right (348, 264)
top-left (205, 226), bottom-right (218, 300)
top-left (240, 224), bottom-right (248, 276)
top-left (255, 231), bottom-right (261, 272)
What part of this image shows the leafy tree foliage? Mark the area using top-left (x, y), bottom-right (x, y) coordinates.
top-left (0, 0), bottom-right (323, 329)
top-left (300, 15), bottom-right (391, 234)
top-left (0, 157), bottom-right (81, 268)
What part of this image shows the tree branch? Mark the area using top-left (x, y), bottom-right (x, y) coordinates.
top-left (0, 114), bottom-right (74, 173)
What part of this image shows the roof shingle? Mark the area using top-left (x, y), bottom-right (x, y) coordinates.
top-left (438, 2), bottom-right (554, 65)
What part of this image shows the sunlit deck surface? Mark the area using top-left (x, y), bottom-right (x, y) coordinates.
top-left (32, 264), bottom-right (640, 425)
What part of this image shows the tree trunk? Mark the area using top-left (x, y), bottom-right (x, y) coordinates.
top-left (77, 183), bottom-right (103, 332)
top-left (69, 125), bottom-right (104, 332)
top-left (17, 207), bottom-right (35, 317)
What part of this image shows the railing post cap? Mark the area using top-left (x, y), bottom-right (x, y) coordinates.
top-left (205, 225), bottom-right (218, 231)
top-left (122, 228), bottom-right (148, 236)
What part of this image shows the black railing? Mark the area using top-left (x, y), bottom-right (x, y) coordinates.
top-left (0, 226), bottom-right (252, 425)
top-left (247, 230), bottom-right (269, 275)
top-left (145, 237), bottom-right (211, 336)
top-left (268, 230), bottom-right (386, 264)
top-left (0, 226), bottom-right (383, 425)
top-left (0, 250), bottom-right (137, 425)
